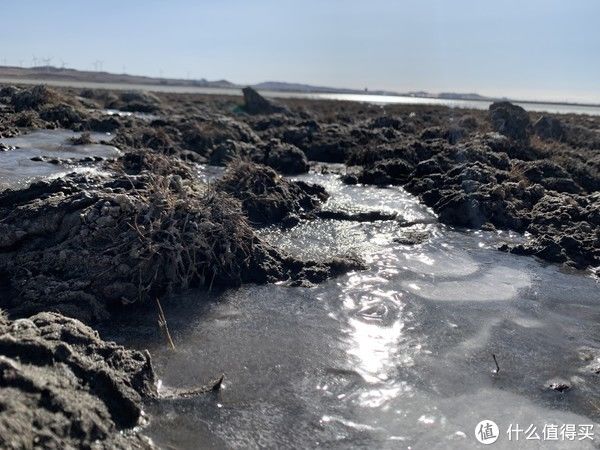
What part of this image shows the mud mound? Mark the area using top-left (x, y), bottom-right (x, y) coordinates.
top-left (0, 311), bottom-right (155, 449)
top-left (489, 101), bottom-right (531, 142)
top-left (262, 139), bottom-right (309, 175)
top-left (160, 116), bottom-right (260, 157)
top-left (39, 103), bottom-right (84, 127)
top-left (533, 115), bottom-right (565, 141)
top-left (10, 85), bottom-right (65, 112)
top-left (0, 170), bottom-right (267, 321)
top-left (342, 121), bottom-right (599, 270)
top-left (0, 154), bottom-right (362, 321)
top-left (216, 161), bottom-right (328, 225)
top-left (108, 91), bottom-right (162, 113)
top-left (209, 139), bottom-right (257, 166)
top-left (501, 192), bottom-right (600, 269)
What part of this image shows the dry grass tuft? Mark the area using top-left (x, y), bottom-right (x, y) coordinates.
top-left (69, 132), bottom-right (93, 145)
top-left (11, 85), bottom-right (65, 112)
top-left (156, 297), bottom-right (175, 350)
top-left (124, 168), bottom-right (256, 300)
top-left (216, 160), bottom-right (327, 225)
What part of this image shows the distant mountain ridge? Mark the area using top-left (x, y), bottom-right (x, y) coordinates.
top-left (252, 81), bottom-right (397, 96)
top-left (0, 65), bottom-right (479, 100)
top-left (0, 65), bottom-right (596, 107)
top-left (0, 65), bottom-right (237, 89)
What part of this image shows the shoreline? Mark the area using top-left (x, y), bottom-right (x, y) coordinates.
top-left (2, 76), bottom-right (600, 116)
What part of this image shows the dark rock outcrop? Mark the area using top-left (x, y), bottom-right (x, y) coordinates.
top-left (242, 87), bottom-right (288, 115)
top-left (533, 115), bottom-right (564, 141)
top-left (489, 101), bottom-right (531, 141)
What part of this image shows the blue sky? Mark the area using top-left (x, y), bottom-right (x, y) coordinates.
top-left (1, 1), bottom-right (599, 102)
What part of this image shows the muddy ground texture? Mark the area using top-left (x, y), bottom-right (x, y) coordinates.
top-left (0, 84), bottom-right (598, 446)
top-left (1, 85), bottom-right (597, 276)
top-left (0, 309), bottom-right (156, 449)
top-left (0, 149), bottom-right (364, 323)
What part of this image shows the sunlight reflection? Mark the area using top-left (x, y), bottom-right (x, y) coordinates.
top-left (358, 383), bottom-right (411, 408)
top-left (346, 311), bottom-right (404, 383)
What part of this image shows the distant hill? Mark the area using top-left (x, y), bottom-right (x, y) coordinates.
top-left (4, 65), bottom-right (589, 107)
top-left (0, 66), bottom-right (410, 97)
top-left (252, 81), bottom-right (397, 96)
top-left (437, 92), bottom-right (492, 101)
top-left (254, 81), bottom-right (353, 93)
top-left (0, 66), bottom-right (236, 88)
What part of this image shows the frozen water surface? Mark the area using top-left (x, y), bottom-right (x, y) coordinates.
top-left (101, 171), bottom-right (600, 449)
top-left (0, 129), bottom-right (119, 189)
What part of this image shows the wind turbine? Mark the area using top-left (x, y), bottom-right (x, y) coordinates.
top-left (31, 55), bottom-right (38, 67)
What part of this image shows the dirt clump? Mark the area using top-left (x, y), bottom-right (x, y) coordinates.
top-left (10, 85), bottom-right (64, 112)
top-left (489, 101), bottom-right (531, 142)
top-left (216, 161), bottom-right (327, 225)
top-left (0, 153), bottom-right (363, 322)
top-left (0, 311), bottom-right (156, 449)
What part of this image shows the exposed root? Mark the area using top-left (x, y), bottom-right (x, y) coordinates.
top-left (68, 131), bottom-right (93, 145)
top-left (159, 373), bottom-right (225, 400)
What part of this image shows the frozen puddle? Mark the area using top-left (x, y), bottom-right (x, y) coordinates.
top-left (101, 172), bottom-right (600, 449)
top-left (0, 129), bottom-right (120, 190)
top-left (100, 108), bottom-right (160, 121)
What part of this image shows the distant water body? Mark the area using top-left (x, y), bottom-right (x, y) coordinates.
top-left (2, 77), bottom-right (600, 116)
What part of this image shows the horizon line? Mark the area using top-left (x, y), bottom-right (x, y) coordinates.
top-left (1, 64), bottom-right (599, 108)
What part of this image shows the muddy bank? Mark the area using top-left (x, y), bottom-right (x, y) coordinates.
top-left (0, 310), bottom-right (156, 449)
top-left (0, 150), bottom-right (363, 322)
top-left (223, 90), bottom-right (598, 272)
top-left (1, 84), bottom-right (596, 296)
top-left (335, 105), bottom-right (599, 271)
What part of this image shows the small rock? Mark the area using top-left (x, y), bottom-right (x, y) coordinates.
top-left (262, 139), bottom-right (309, 174)
top-left (489, 101), bottom-right (531, 141)
top-left (533, 115), bottom-right (564, 141)
top-left (545, 379), bottom-right (571, 392)
top-left (394, 230), bottom-right (429, 245)
top-left (242, 87), bottom-right (288, 115)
